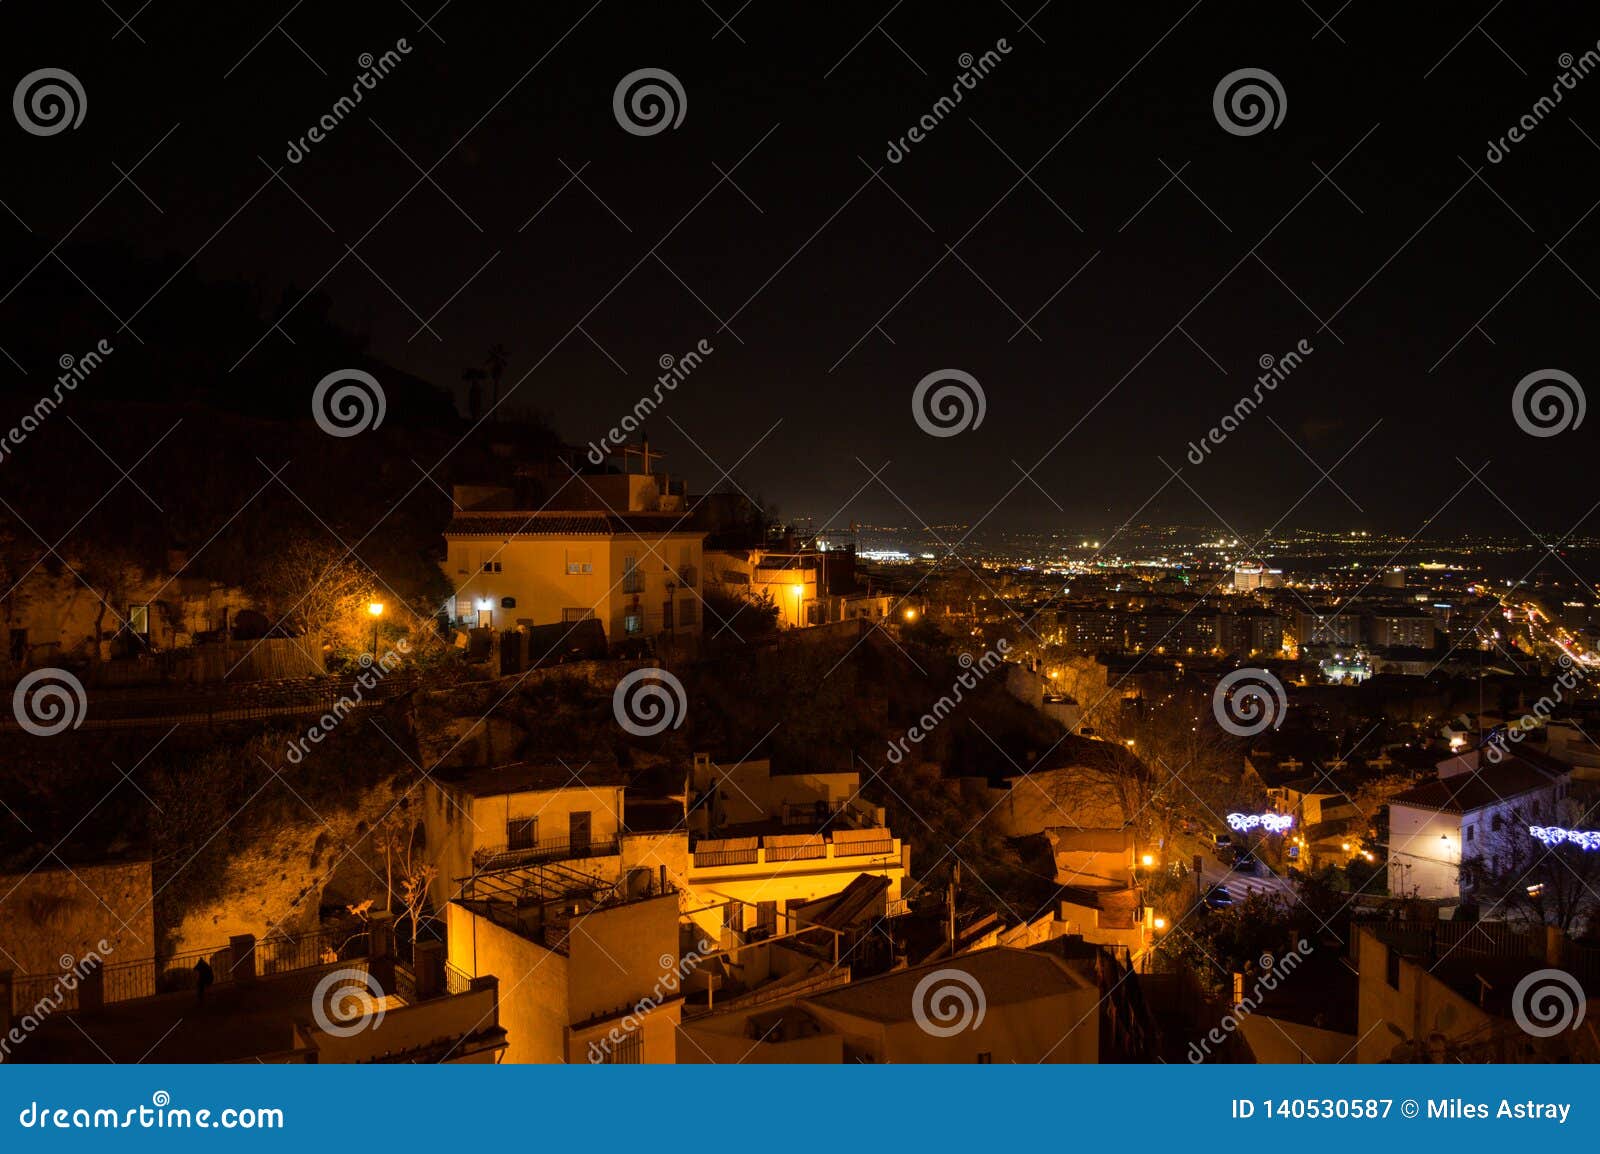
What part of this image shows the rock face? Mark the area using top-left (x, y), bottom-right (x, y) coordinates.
top-left (165, 774), bottom-right (410, 956)
top-left (417, 715), bottom-right (528, 772)
top-left (0, 860), bottom-right (155, 974)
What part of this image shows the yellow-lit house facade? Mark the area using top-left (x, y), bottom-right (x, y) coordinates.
top-left (443, 509), bottom-right (706, 642)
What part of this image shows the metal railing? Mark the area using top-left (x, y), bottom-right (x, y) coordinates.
top-left (255, 929), bottom-right (369, 975)
top-left (472, 836), bottom-right (619, 871)
top-left (0, 671), bottom-right (420, 731)
top-left (690, 834), bottom-right (898, 869)
top-left (10, 928), bottom-right (370, 1015)
top-left (691, 847), bottom-right (760, 867)
top-left (765, 840), bottom-right (827, 863)
top-left (834, 838), bottom-right (895, 858)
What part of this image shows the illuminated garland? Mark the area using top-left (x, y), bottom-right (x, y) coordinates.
top-left (1227, 812), bottom-right (1294, 834)
top-left (1528, 825), bottom-right (1600, 851)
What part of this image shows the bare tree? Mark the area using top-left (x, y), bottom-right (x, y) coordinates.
top-left (252, 538), bottom-right (381, 657)
top-left (372, 813), bottom-right (438, 962)
top-left (66, 540), bottom-right (142, 661)
top-left (1052, 685), bottom-right (1244, 851)
top-left (1457, 797), bottom-right (1600, 934)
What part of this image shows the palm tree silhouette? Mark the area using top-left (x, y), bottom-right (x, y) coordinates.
top-left (486, 344), bottom-right (509, 413)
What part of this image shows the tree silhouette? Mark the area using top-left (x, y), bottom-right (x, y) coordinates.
top-left (485, 344), bottom-right (510, 414)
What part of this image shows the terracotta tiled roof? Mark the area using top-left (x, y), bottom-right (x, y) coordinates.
top-left (1389, 759), bottom-right (1559, 815)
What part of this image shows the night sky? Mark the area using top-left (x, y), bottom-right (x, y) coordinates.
top-left (2, 1), bottom-right (1598, 537)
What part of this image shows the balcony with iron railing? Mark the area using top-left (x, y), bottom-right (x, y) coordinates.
top-left (472, 835), bottom-right (621, 872)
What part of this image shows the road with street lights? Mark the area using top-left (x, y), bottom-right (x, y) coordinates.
top-left (1194, 851), bottom-right (1296, 904)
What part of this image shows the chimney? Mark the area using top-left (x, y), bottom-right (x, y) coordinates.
top-left (1546, 924), bottom-right (1567, 968)
top-left (367, 912), bottom-right (395, 996)
top-left (413, 940), bottom-right (445, 999)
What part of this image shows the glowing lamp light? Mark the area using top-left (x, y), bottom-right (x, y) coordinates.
top-left (1529, 825), bottom-right (1600, 851)
top-left (1140, 853), bottom-right (1155, 867)
top-left (1153, 917), bottom-right (1167, 931)
top-left (1226, 812), bottom-right (1294, 834)
top-left (368, 601), bottom-right (384, 617)
top-left (476, 598), bottom-right (493, 611)
top-left (903, 607), bottom-right (918, 621)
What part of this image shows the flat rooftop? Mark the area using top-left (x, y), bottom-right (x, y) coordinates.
top-left (803, 946), bottom-right (1094, 1024)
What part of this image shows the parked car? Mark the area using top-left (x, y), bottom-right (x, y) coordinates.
top-left (1205, 885), bottom-right (1234, 909)
top-left (1232, 852), bottom-right (1258, 875)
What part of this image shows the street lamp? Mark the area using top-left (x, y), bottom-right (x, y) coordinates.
top-left (368, 601), bottom-right (383, 654)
